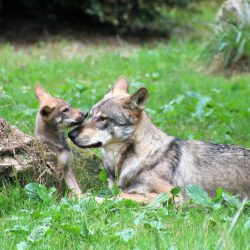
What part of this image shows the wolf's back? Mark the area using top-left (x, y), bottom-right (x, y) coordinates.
top-left (174, 140), bottom-right (250, 197)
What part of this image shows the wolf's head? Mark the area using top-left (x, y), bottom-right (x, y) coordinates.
top-left (68, 77), bottom-right (148, 148)
top-left (35, 86), bottom-right (87, 129)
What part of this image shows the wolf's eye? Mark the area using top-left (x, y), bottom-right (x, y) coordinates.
top-left (98, 116), bottom-right (108, 122)
top-left (62, 107), bottom-right (69, 113)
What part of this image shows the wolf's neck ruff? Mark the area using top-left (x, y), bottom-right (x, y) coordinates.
top-left (132, 112), bottom-right (170, 152)
top-left (103, 111), bottom-right (174, 182)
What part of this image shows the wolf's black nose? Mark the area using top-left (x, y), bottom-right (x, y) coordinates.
top-left (68, 127), bottom-right (80, 141)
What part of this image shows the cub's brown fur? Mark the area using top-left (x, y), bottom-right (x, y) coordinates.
top-left (35, 86), bottom-right (87, 198)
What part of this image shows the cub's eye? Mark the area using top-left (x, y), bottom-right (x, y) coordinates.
top-left (62, 107), bottom-right (70, 113)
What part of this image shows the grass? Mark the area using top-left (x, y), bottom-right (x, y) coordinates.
top-left (0, 3), bottom-right (250, 249)
top-left (1, 40), bottom-right (249, 145)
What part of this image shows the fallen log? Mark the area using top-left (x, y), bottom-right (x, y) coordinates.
top-left (0, 117), bottom-right (102, 193)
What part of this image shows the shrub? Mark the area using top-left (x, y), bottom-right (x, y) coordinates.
top-left (204, 24), bottom-right (250, 72)
top-left (203, 0), bottom-right (250, 73)
top-left (83, 0), bottom-right (197, 32)
top-left (2, 0), bottom-right (198, 33)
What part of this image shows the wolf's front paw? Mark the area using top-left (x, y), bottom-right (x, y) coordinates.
top-left (68, 189), bottom-right (84, 200)
top-left (119, 192), bottom-right (154, 204)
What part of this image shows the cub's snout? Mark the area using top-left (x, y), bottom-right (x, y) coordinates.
top-left (71, 111), bottom-right (88, 126)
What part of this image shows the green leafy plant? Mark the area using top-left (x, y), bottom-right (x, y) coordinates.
top-left (24, 183), bottom-right (56, 203)
top-left (186, 184), bottom-right (244, 211)
top-left (115, 228), bottom-right (136, 242)
top-left (186, 184), bottom-right (214, 207)
top-left (28, 224), bottom-right (50, 242)
top-left (204, 24), bottom-right (250, 72)
top-left (145, 193), bottom-right (169, 210)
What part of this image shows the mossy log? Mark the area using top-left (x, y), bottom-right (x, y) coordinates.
top-left (0, 117), bottom-right (103, 193)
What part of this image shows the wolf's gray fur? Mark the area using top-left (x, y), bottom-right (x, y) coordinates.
top-left (69, 77), bottom-right (250, 200)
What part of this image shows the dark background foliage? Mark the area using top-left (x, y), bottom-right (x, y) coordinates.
top-left (0, 0), bottom-right (198, 36)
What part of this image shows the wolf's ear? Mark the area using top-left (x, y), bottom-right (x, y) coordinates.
top-left (111, 76), bottom-right (129, 94)
top-left (129, 87), bottom-right (148, 109)
top-left (35, 85), bottom-right (51, 102)
top-left (40, 105), bottom-right (55, 118)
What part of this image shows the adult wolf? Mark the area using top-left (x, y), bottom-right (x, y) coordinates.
top-left (69, 77), bottom-right (250, 202)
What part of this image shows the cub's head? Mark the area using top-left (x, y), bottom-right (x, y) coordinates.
top-left (68, 77), bottom-right (148, 148)
top-left (35, 85), bottom-right (87, 129)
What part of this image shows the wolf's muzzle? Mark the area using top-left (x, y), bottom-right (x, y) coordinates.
top-left (68, 126), bottom-right (81, 142)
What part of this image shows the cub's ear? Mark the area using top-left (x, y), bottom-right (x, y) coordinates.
top-left (110, 76), bottom-right (129, 94)
top-left (129, 87), bottom-right (148, 109)
top-left (35, 85), bottom-right (51, 102)
top-left (40, 105), bottom-right (55, 118)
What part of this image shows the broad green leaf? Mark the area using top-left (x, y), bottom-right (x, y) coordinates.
top-left (150, 220), bottom-right (166, 231)
top-left (17, 241), bottom-right (29, 250)
top-left (171, 186), bottom-right (181, 196)
top-left (215, 188), bottom-right (224, 199)
top-left (24, 183), bottom-right (41, 200)
top-left (145, 193), bottom-right (169, 210)
top-left (192, 96), bottom-right (211, 119)
top-left (186, 184), bottom-right (212, 206)
top-left (116, 228), bottom-right (136, 242)
top-left (244, 218), bottom-right (250, 230)
top-left (41, 217), bottom-right (52, 225)
top-left (61, 224), bottom-right (81, 235)
top-left (222, 192), bottom-right (240, 208)
top-left (5, 225), bottom-right (29, 233)
top-left (24, 183), bottom-right (56, 202)
top-left (134, 212), bottom-right (145, 225)
top-left (28, 225), bottom-right (50, 242)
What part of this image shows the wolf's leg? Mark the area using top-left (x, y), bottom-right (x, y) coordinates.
top-left (147, 177), bottom-right (182, 204)
top-left (64, 167), bottom-right (82, 199)
top-left (108, 178), bottom-right (114, 190)
top-left (150, 178), bottom-right (174, 196)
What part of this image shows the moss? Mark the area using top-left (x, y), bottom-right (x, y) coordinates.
top-left (71, 145), bottom-right (104, 192)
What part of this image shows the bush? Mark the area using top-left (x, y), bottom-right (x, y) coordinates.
top-left (83, 0), bottom-right (196, 32)
top-left (203, 0), bottom-right (250, 73)
top-left (204, 24), bottom-right (250, 71)
top-left (2, 0), bottom-right (198, 33)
